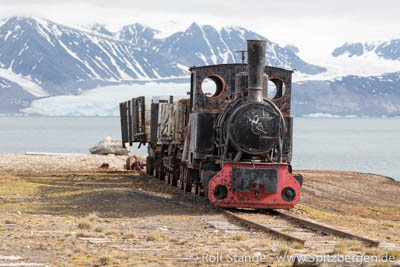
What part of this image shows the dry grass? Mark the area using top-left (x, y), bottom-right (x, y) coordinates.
top-left (277, 244), bottom-right (293, 256)
top-left (146, 231), bottom-right (163, 242)
top-left (332, 240), bottom-right (365, 254)
top-left (4, 219), bottom-right (16, 224)
top-left (76, 232), bottom-right (92, 238)
top-left (94, 226), bottom-right (104, 233)
top-left (364, 247), bottom-right (384, 256)
top-left (0, 178), bottom-right (40, 197)
top-left (332, 245), bottom-right (344, 254)
top-left (99, 256), bottom-right (112, 265)
top-left (386, 250), bottom-right (400, 259)
top-left (122, 232), bottom-right (136, 239)
top-left (77, 221), bottom-right (91, 230)
top-left (294, 204), bottom-right (329, 220)
top-left (257, 240), bottom-right (269, 247)
top-left (381, 221), bottom-right (396, 229)
top-left (105, 231), bottom-right (118, 236)
top-left (282, 226), bottom-right (296, 232)
top-left (87, 212), bottom-right (99, 222)
top-left (291, 242), bottom-right (304, 249)
top-left (366, 263), bottom-right (391, 267)
top-left (232, 234), bottom-right (247, 241)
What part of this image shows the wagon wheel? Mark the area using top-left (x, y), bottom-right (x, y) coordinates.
top-left (194, 170), bottom-right (203, 196)
top-left (159, 167), bottom-right (165, 181)
top-left (169, 170), bottom-right (178, 187)
top-left (184, 168), bottom-right (193, 193)
top-left (126, 156), bottom-right (136, 170)
top-left (148, 158), bottom-right (155, 176)
top-left (146, 157), bottom-right (150, 174)
top-left (179, 165), bottom-right (185, 190)
top-left (195, 184), bottom-right (204, 196)
top-left (156, 166), bottom-right (164, 180)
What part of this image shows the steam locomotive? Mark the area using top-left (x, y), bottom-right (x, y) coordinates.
top-left (119, 40), bottom-right (302, 209)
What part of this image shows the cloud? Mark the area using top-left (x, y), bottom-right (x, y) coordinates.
top-left (1, 0), bottom-right (399, 21)
top-left (0, 0), bottom-right (398, 59)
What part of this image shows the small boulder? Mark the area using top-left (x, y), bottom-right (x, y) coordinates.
top-left (99, 163), bottom-right (109, 169)
top-left (90, 137), bottom-right (130, 155)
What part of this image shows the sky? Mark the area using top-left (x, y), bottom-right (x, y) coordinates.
top-left (0, 0), bottom-right (399, 61)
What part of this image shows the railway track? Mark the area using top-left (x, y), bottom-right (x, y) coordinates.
top-left (221, 209), bottom-right (380, 250)
top-left (139, 169), bottom-right (396, 251)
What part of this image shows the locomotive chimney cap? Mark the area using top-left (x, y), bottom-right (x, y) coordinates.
top-left (247, 39), bottom-right (267, 43)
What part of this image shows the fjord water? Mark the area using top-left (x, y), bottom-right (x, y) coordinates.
top-left (0, 116), bottom-right (399, 181)
top-left (292, 117), bottom-right (400, 181)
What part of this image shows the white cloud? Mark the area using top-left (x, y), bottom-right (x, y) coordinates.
top-left (0, 0), bottom-right (398, 59)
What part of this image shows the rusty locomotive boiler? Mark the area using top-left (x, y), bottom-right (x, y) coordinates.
top-left (119, 40), bottom-right (303, 209)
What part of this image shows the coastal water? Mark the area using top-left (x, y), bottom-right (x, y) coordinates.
top-left (0, 116), bottom-right (399, 181)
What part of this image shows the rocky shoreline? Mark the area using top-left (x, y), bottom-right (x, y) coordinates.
top-left (0, 153), bottom-right (127, 174)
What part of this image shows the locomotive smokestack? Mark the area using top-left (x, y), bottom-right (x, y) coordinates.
top-left (247, 40), bottom-right (267, 102)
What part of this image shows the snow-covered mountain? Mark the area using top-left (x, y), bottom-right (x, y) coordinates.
top-left (0, 16), bottom-right (327, 113)
top-left (1, 16), bottom-right (399, 116)
top-left (332, 40), bottom-right (400, 60)
top-left (282, 39), bottom-right (400, 117)
top-left (293, 71), bottom-right (400, 116)
top-left (317, 39), bottom-right (400, 78)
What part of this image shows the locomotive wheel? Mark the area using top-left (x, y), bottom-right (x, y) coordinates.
top-left (184, 168), bottom-right (193, 192)
top-left (179, 165), bottom-right (185, 190)
top-left (126, 156), bottom-right (136, 170)
top-left (156, 167), bottom-right (164, 180)
top-left (146, 157), bottom-right (150, 174)
top-left (169, 171), bottom-right (178, 187)
top-left (159, 168), bottom-right (165, 181)
top-left (149, 158), bottom-right (155, 175)
top-left (195, 184), bottom-right (204, 196)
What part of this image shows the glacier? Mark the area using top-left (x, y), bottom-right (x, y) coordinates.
top-left (22, 82), bottom-right (189, 116)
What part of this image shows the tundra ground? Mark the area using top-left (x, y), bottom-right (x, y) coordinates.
top-left (0, 154), bottom-right (399, 266)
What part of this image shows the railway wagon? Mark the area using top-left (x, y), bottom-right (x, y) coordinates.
top-left (119, 40), bottom-right (302, 209)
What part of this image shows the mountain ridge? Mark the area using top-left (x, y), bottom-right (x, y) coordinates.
top-left (0, 16), bottom-right (399, 116)
top-left (332, 39), bottom-right (400, 60)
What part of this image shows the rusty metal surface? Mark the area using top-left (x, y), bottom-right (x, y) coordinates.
top-left (222, 209), bottom-right (306, 244)
top-left (186, 112), bottom-right (216, 165)
top-left (125, 155), bottom-right (144, 171)
top-left (119, 97), bottom-right (147, 146)
top-left (271, 210), bottom-right (380, 247)
top-left (207, 162), bottom-right (300, 209)
top-left (150, 102), bottom-right (159, 149)
top-left (119, 102), bottom-right (128, 148)
top-left (231, 167), bottom-right (278, 193)
top-left (189, 64), bottom-right (293, 114)
top-left (247, 40), bottom-right (266, 102)
top-left (225, 101), bottom-right (285, 157)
